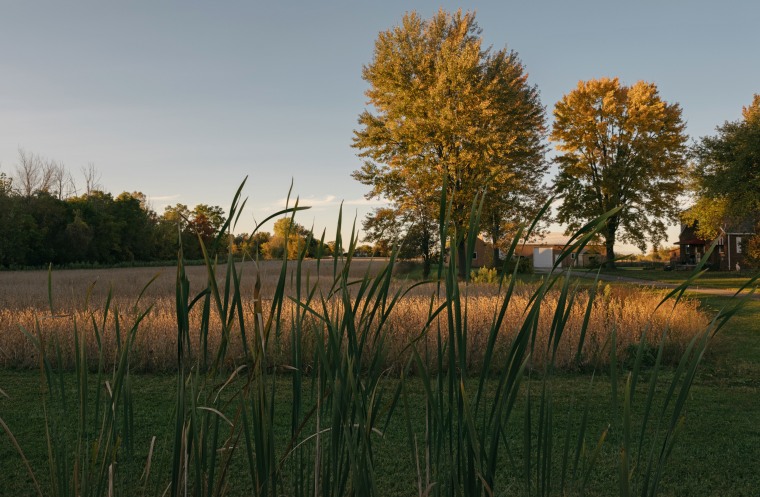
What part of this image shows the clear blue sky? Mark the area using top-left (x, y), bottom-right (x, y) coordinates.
top-left (1, 1), bottom-right (758, 252)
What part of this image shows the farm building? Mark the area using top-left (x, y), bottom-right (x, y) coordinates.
top-left (453, 237), bottom-right (607, 271)
top-left (527, 243), bottom-right (606, 270)
top-left (441, 237), bottom-right (498, 269)
top-left (676, 220), bottom-right (754, 271)
top-left (471, 237), bottom-right (497, 268)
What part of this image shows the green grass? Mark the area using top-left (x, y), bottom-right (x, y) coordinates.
top-left (1, 183), bottom-right (757, 497)
top-left (602, 268), bottom-right (756, 290)
top-left (2, 296), bottom-right (758, 496)
top-left (3, 306), bottom-right (758, 497)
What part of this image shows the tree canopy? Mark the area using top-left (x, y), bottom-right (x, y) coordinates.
top-left (685, 94), bottom-right (760, 264)
top-left (551, 77), bottom-right (688, 267)
top-left (0, 154), bottom-right (232, 266)
top-left (352, 9), bottom-right (547, 276)
top-left (361, 207), bottom-right (439, 273)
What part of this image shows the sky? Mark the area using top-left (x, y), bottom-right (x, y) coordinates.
top-left (1, 1), bottom-right (758, 253)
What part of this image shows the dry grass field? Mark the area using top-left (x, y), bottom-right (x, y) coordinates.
top-left (0, 260), bottom-right (708, 372)
top-left (0, 259), bottom-right (388, 308)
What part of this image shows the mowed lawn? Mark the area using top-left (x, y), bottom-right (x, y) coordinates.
top-left (604, 267), bottom-right (757, 291)
top-left (0, 273), bottom-right (759, 495)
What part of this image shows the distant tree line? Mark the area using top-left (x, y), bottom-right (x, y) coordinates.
top-left (0, 150), bottom-right (337, 268)
top-left (0, 158), bottom-right (223, 267)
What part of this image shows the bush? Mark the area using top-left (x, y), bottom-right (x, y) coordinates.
top-left (503, 255), bottom-right (533, 274)
top-left (470, 266), bottom-right (500, 283)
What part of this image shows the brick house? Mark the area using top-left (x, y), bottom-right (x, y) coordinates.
top-left (466, 237), bottom-right (607, 270)
top-left (471, 237), bottom-right (497, 268)
top-left (676, 220), bottom-right (754, 270)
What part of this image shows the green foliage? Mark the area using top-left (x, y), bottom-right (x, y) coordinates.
top-left (503, 254), bottom-right (533, 274)
top-left (158, 202), bottom-right (229, 260)
top-left (233, 231), bottom-right (271, 259)
top-left (0, 183), bottom-right (232, 268)
top-left (469, 266), bottom-right (500, 283)
top-left (687, 94), bottom-right (760, 264)
top-left (0, 171), bottom-right (12, 194)
top-left (551, 78), bottom-right (689, 267)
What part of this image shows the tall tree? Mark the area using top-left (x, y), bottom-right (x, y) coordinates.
top-left (362, 206), bottom-right (439, 274)
top-left (15, 148), bottom-right (55, 197)
top-left (113, 192), bottom-right (159, 261)
top-left (0, 174), bottom-right (39, 266)
top-left (551, 78), bottom-right (688, 268)
top-left (0, 171), bottom-right (12, 195)
top-left (685, 94), bottom-right (760, 264)
top-left (189, 204), bottom-right (227, 255)
top-left (263, 217), bottom-right (310, 260)
top-left (362, 208), bottom-right (403, 257)
top-left (352, 9), bottom-right (547, 277)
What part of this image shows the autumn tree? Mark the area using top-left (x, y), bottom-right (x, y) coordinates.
top-left (684, 94), bottom-right (760, 265)
top-left (352, 9), bottom-right (547, 277)
top-left (551, 78), bottom-right (688, 268)
top-left (263, 218), bottom-right (311, 260)
top-left (189, 204), bottom-right (227, 253)
top-left (230, 232), bottom-right (269, 259)
top-left (155, 203), bottom-right (227, 259)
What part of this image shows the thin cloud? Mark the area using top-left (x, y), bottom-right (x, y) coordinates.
top-left (272, 195), bottom-right (386, 209)
top-left (148, 194), bottom-right (181, 202)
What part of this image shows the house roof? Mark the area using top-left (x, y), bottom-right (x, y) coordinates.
top-left (676, 238), bottom-right (706, 245)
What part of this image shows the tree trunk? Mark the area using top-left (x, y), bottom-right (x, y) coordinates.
top-left (423, 255), bottom-right (432, 279)
top-left (456, 238), bottom-right (470, 279)
top-left (490, 215), bottom-right (502, 269)
top-left (421, 225), bottom-right (432, 279)
top-left (604, 216), bottom-right (618, 269)
top-left (492, 245), bottom-right (501, 269)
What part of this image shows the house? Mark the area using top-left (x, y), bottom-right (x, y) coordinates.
top-left (493, 234), bottom-right (607, 270)
top-left (459, 236), bottom-right (607, 271)
top-left (528, 243), bottom-right (606, 270)
top-left (442, 237), bottom-right (497, 269)
top-left (471, 237), bottom-right (496, 269)
top-left (676, 220), bottom-right (754, 271)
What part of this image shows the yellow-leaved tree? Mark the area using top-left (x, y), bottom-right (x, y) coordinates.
top-left (551, 78), bottom-right (688, 268)
top-left (352, 9), bottom-right (547, 277)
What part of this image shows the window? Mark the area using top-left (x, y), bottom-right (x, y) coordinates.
top-left (472, 252), bottom-right (477, 260)
top-left (736, 237), bottom-right (742, 254)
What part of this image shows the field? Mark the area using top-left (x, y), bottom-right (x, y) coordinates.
top-left (0, 257), bottom-right (758, 496)
top-left (0, 261), bottom-right (707, 372)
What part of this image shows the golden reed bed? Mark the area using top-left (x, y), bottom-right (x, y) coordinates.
top-left (0, 268), bottom-right (708, 372)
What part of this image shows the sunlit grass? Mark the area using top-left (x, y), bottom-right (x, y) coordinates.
top-left (0, 284), bottom-right (707, 372)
